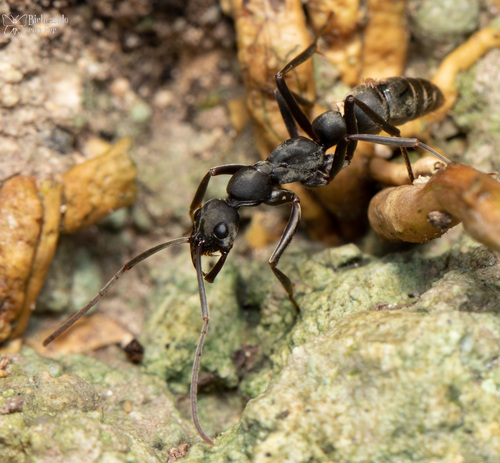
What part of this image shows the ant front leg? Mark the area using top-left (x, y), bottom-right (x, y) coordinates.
top-left (189, 164), bottom-right (246, 220)
top-left (203, 251), bottom-right (228, 283)
top-left (266, 189), bottom-right (301, 312)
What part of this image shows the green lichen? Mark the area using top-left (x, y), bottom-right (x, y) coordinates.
top-left (179, 238), bottom-right (500, 462)
top-left (4, 234), bottom-right (500, 462)
top-left (409, 0), bottom-right (480, 55)
top-left (451, 46), bottom-right (500, 172)
top-left (0, 349), bottom-right (192, 462)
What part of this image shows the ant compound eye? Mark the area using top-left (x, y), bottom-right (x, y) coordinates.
top-left (213, 222), bottom-right (229, 240)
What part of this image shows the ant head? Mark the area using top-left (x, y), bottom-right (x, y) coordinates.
top-left (189, 198), bottom-right (240, 444)
top-left (190, 198), bottom-right (240, 261)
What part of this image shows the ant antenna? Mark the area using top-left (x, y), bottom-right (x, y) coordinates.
top-left (42, 235), bottom-right (221, 444)
top-left (42, 236), bottom-right (189, 345)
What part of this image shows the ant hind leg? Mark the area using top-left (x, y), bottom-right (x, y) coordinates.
top-left (344, 96), bottom-right (450, 182)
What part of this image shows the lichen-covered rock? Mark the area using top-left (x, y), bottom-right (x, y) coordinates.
top-left (5, 236), bottom-right (500, 461)
top-left (176, 238), bottom-right (500, 462)
top-left (0, 349), bottom-right (192, 462)
top-left (240, 309), bottom-right (500, 462)
top-left (409, 0), bottom-right (480, 56)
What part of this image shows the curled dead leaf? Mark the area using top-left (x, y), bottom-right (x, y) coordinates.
top-left (31, 314), bottom-right (134, 356)
top-left (0, 137), bottom-right (137, 343)
top-left (0, 176), bottom-right (43, 342)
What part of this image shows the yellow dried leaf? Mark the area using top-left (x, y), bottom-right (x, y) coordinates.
top-left (0, 176), bottom-right (43, 342)
top-left (33, 314), bottom-right (134, 356)
top-left (62, 137), bottom-right (137, 234)
top-left (10, 179), bottom-right (63, 338)
top-left (361, 0), bottom-right (407, 80)
top-left (231, 0), bottom-right (314, 155)
top-left (307, 0), bottom-right (363, 86)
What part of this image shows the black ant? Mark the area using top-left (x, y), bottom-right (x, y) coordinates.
top-left (43, 40), bottom-right (450, 445)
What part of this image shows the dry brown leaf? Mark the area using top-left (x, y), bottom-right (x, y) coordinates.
top-left (62, 136), bottom-right (137, 234)
top-left (10, 179), bottom-right (63, 338)
top-left (230, 0), bottom-right (314, 155)
top-left (32, 314), bottom-right (134, 356)
top-left (361, 0), bottom-right (407, 80)
top-left (306, 0), bottom-right (363, 86)
top-left (0, 176), bottom-right (43, 342)
top-left (0, 137), bottom-right (137, 343)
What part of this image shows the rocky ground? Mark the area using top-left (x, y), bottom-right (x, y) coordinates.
top-left (1, 1), bottom-right (500, 462)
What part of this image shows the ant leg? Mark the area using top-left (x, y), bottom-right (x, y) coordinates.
top-left (190, 165), bottom-right (246, 220)
top-left (43, 237), bottom-right (190, 346)
top-left (266, 189), bottom-right (301, 312)
top-left (328, 139), bottom-right (350, 181)
top-left (273, 12), bottom-right (335, 140)
top-left (344, 96), bottom-right (418, 182)
top-left (324, 96), bottom-right (359, 182)
top-left (348, 134), bottom-right (451, 165)
top-left (276, 90), bottom-right (299, 139)
top-left (275, 42), bottom-right (318, 141)
top-left (343, 94), bottom-right (360, 165)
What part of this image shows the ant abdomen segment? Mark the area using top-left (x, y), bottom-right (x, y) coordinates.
top-left (349, 77), bottom-right (445, 133)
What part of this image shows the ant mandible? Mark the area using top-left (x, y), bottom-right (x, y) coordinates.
top-left (43, 40), bottom-right (450, 445)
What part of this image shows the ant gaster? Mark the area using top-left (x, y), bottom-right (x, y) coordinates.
top-left (43, 41), bottom-right (450, 445)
